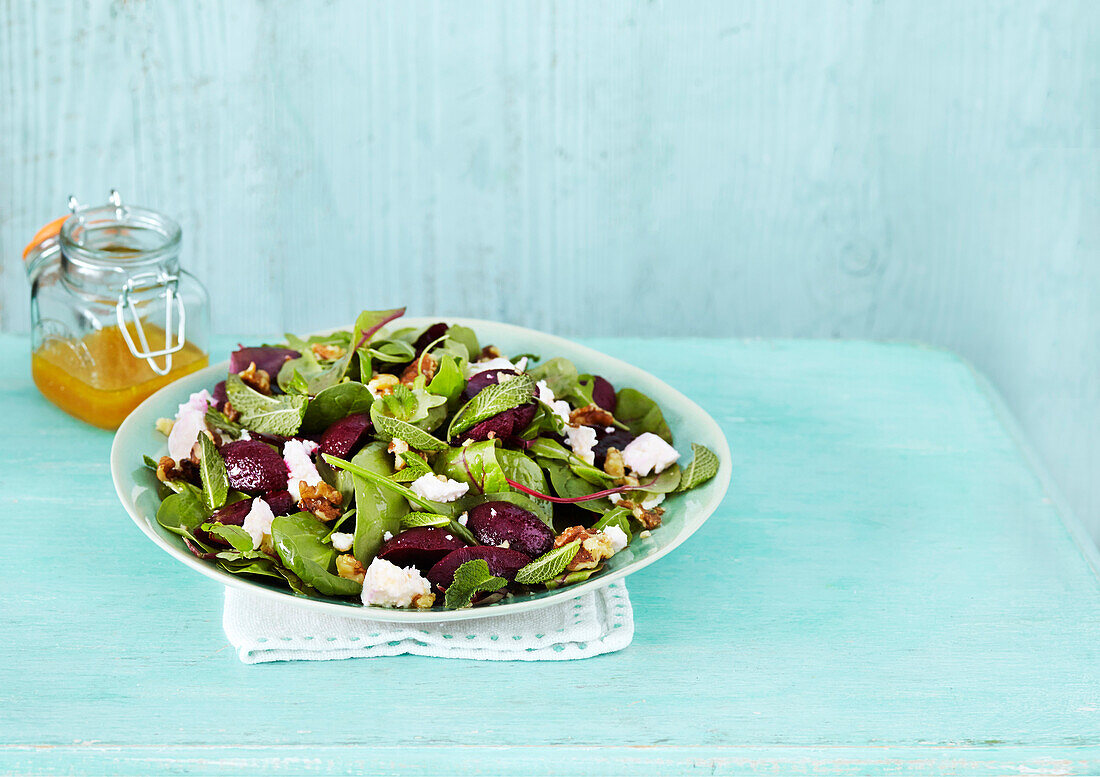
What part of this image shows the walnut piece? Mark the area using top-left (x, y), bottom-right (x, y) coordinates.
top-left (554, 526), bottom-right (618, 571)
top-left (156, 456), bottom-right (198, 485)
top-left (631, 503), bottom-right (664, 529)
top-left (297, 480), bottom-right (344, 522)
top-left (238, 361), bottom-right (271, 395)
top-left (400, 353), bottom-right (438, 386)
top-left (222, 402), bottom-right (241, 423)
top-left (311, 343), bottom-right (346, 361)
top-left (412, 593), bottom-right (436, 609)
top-left (367, 373), bottom-right (400, 397)
top-left (603, 448), bottom-right (626, 479)
top-left (336, 554), bottom-right (366, 584)
top-left (478, 345), bottom-right (502, 360)
top-left (569, 404), bottom-right (615, 428)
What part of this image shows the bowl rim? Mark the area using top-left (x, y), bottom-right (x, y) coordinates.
top-left (111, 316), bottom-right (732, 622)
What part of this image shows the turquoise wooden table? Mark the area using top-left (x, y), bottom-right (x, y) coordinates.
top-left (2, 334), bottom-right (1099, 776)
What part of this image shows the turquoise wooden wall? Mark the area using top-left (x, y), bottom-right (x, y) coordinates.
top-left (1, 1), bottom-right (1098, 542)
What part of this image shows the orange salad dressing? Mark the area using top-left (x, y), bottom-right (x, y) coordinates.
top-left (32, 322), bottom-right (207, 429)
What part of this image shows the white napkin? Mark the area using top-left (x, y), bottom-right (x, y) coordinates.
top-left (223, 582), bottom-right (633, 663)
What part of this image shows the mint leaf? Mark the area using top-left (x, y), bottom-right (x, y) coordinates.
top-left (198, 433), bottom-right (229, 509)
top-left (370, 403), bottom-right (450, 451)
top-left (514, 540), bottom-right (580, 584)
top-left (204, 408), bottom-right (243, 436)
top-left (447, 373), bottom-right (537, 439)
top-left (400, 511), bottom-right (452, 529)
top-left (444, 559), bottom-right (508, 609)
top-left (677, 443), bottom-right (720, 492)
top-left (390, 450), bottom-right (434, 482)
top-left (225, 374), bottom-right (307, 436)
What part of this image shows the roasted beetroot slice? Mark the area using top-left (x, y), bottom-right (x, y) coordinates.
top-left (414, 323), bottom-right (450, 352)
top-left (211, 380), bottom-right (227, 410)
top-left (463, 369), bottom-right (519, 400)
top-left (426, 546), bottom-right (531, 590)
top-left (377, 527), bottom-right (467, 571)
top-left (319, 413), bottom-right (373, 459)
top-left (210, 498), bottom-right (254, 526)
top-left (229, 346), bottom-right (300, 379)
top-left (264, 490), bottom-right (296, 516)
top-left (221, 440), bottom-right (288, 494)
top-left (466, 501), bottom-right (554, 558)
top-left (591, 376), bottom-right (616, 413)
top-left (593, 427), bottom-right (636, 467)
top-left (459, 402), bottom-right (536, 443)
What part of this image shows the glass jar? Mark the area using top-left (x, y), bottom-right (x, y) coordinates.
top-left (23, 191), bottom-right (210, 429)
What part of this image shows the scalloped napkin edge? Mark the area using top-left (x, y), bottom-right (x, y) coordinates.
top-left (223, 582), bottom-right (633, 663)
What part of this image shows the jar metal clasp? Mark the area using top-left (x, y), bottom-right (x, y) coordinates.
top-left (115, 270), bottom-right (187, 376)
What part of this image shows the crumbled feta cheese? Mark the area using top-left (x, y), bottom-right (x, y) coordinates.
top-left (466, 357), bottom-right (519, 378)
top-left (639, 530), bottom-right (652, 539)
top-left (641, 493), bottom-right (665, 510)
top-left (621, 432), bottom-right (680, 477)
top-left (608, 493), bottom-right (623, 505)
top-left (382, 531), bottom-right (394, 542)
top-left (536, 380), bottom-right (572, 427)
top-left (564, 424), bottom-right (598, 464)
top-left (457, 512), bottom-right (469, 526)
top-left (410, 473), bottom-right (469, 502)
top-left (283, 439), bottom-right (321, 501)
top-left (514, 357), bottom-right (528, 372)
top-left (331, 532), bottom-right (354, 552)
top-left (603, 525), bottom-right (629, 553)
top-left (361, 558), bottom-right (432, 608)
top-left (242, 498), bottom-right (276, 550)
top-left (167, 389), bottom-right (213, 461)
top-left (238, 430), bottom-right (252, 441)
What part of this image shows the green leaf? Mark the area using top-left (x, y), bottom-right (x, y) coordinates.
top-left (447, 373), bottom-right (537, 439)
top-left (324, 453), bottom-right (455, 516)
top-left (400, 511), bottom-right (452, 529)
top-left (615, 388), bottom-right (673, 444)
top-left (514, 541), bottom-right (580, 584)
top-left (346, 443), bottom-right (409, 564)
top-left (436, 441), bottom-right (509, 494)
top-left (427, 354), bottom-right (465, 405)
top-left (677, 443), bottom-right (720, 492)
top-left (300, 381), bottom-right (375, 432)
top-left (541, 459), bottom-right (607, 514)
top-left (529, 437), bottom-right (615, 488)
top-left (142, 455), bottom-right (159, 470)
top-left (225, 374), bottom-right (307, 436)
top-left (204, 408), bottom-right (243, 436)
top-left (370, 403), bottom-right (450, 451)
top-left (543, 565), bottom-right (602, 590)
top-left (496, 448), bottom-right (553, 526)
top-left (202, 522), bottom-right (254, 552)
top-left (155, 485), bottom-right (211, 535)
top-left (443, 559), bottom-right (508, 609)
top-left (368, 339), bottom-right (417, 363)
top-left (271, 512), bottom-right (362, 596)
top-left (527, 357), bottom-right (579, 398)
top-left (592, 507), bottom-right (633, 542)
top-left (285, 369), bottom-right (311, 396)
top-left (391, 450), bottom-right (434, 482)
top-left (217, 556), bottom-right (283, 579)
top-left (645, 464), bottom-right (682, 494)
top-left (445, 325), bottom-right (480, 360)
top-left (198, 433), bottom-right (229, 510)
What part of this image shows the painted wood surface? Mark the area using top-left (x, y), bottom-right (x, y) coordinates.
top-left (2, 1), bottom-right (1098, 549)
top-left (1, 334), bottom-right (1098, 775)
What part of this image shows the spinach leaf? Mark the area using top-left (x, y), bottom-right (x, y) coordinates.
top-left (156, 485), bottom-right (211, 535)
top-left (225, 374), bottom-right (307, 436)
top-left (370, 403), bottom-right (449, 451)
top-left (202, 522), bottom-right (254, 552)
top-left (496, 448), bottom-right (553, 526)
top-left (677, 443), bottom-right (720, 492)
top-left (324, 453), bottom-right (455, 516)
top-left (529, 437), bottom-right (615, 488)
top-left (368, 339), bottom-right (416, 364)
top-left (543, 565), bottom-right (602, 589)
top-left (347, 443), bottom-right (409, 564)
top-left (271, 512), bottom-right (362, 597)
top-left (445, 325), bottom-right (480, 361)
top-left (198, 433), bottom-right (229, 509)
top-left (427, 354), bottom-right (465, 406)
top-left (527, 357), bottom-right (579, 397)
top-left (541, 459), bottom-right (608, 514)
top-left (592, 506), bottom-right (633, 542)
top-left (443, 559), bottom-right (508, 609)
top-left (447, 374), bottom-right (537, 439)
top-left (436, 441), bottom-right (509, 494)
top-left (615, 388), bottom-right (673, 444)
top-left (218, 556), bottom-right (283, 579)
top-left (284, 369), bottom-right (311, 396)
top-left (300, 381), bottom-right (375, 432)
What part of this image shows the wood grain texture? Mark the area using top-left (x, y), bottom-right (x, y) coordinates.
top-left (0, 334), bottom-right (1098, 775)
top-left (2, 5), bottom-right (1099, 548)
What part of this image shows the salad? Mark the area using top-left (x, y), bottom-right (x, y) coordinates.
top-left (148, 308), bottom-right (719, 610)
